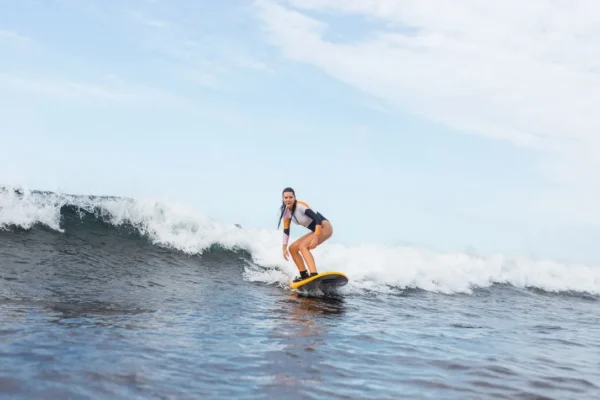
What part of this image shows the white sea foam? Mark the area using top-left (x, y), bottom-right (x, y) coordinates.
top-left (2, 187), bottom-right (600, 295)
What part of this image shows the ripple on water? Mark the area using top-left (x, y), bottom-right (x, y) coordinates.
top-left (2, 225), bottom-right (600, 400)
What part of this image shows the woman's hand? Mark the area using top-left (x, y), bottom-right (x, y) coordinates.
top-left (308, 234), bottom-right (319, 250)
top-left (283, 245), bottom-right (290, 260)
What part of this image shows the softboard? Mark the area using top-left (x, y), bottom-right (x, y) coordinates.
top-left (289, 271), bottom-right (349, 294)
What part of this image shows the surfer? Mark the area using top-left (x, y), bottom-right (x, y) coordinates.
top-left (277, 187), bottom-right (333, 282)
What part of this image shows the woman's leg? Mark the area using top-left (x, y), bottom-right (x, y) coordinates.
top-left (288, 231), bottom-right (313, 273)
top-left (298, 220), bottom-right (333, 274)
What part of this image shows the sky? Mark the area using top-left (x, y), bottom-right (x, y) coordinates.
top-left (1, 0), bottom-right (600, 265)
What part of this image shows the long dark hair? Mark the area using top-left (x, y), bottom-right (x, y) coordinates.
top-left (278, 187), bottom-right (297, 228)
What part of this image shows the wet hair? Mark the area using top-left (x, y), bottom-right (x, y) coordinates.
top-left (278, 187), bottom-right (297, 228)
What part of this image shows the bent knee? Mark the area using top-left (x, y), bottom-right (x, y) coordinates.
top-left (298, 243), bottom-right (309, 251)
top-left (289, 242), bottom-right (300, 253)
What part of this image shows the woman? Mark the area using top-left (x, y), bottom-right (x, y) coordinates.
top-left (277, 187), bottom-right (333, 282)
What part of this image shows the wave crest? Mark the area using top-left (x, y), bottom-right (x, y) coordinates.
top-left (2, 186), bottom-right (600, 296)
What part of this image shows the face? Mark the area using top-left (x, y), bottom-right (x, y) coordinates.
top-left (282, 191), bottom-right (295, 208)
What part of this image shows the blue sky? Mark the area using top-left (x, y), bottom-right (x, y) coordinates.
top-left (1, 0), bottom-right (600, 264)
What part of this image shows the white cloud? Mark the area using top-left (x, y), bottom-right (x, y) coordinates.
top-left (130, 11), bottom-right (170, 29)
top-left (122, 4), bottom-right (272, 90)
top-left (0, 29), bottom-right (32, 44)
top-left (0, 73), bottom-right (182, 106)
top-left (254, 0), bottom-right (600, 202)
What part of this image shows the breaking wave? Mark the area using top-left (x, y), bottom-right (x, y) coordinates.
top-left (2, 186), bottom-right (600, 296)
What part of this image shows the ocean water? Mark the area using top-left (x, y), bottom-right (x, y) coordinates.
top-left (1, 187), bottom-right (600, 399)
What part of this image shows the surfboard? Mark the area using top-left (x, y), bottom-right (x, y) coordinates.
top-left (289, 271), bottom-right (349, 294)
